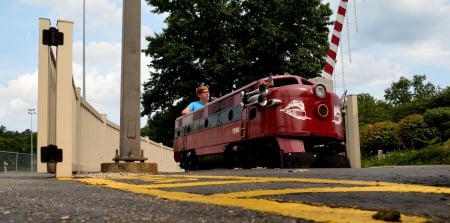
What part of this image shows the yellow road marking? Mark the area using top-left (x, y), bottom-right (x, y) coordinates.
top-left (72, 177), bottom-right (428, 223)
top-left (120, 174), bottom-right (450, 195)
top-left (67, 175), bottom-right (445, 223)
top-left (70, 175), bottom-right (440, 223)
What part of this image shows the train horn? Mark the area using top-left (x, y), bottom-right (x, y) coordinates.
top-left (259, 95), bottom-right (268, 106)
top-left (245, 94), bottom-right (267, 107)
top-left (265, 99), bottom-right (282, 107)
top-left (240, 83), bottom-right (270, 109)
top-left (244, 84), bottom-right (269, 97)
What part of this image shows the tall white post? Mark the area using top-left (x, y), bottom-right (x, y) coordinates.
top-left (28, 108), bottom-right (36, 172)
top-left (345, 94), bottom-right (361, 168)
top-left (118, 0), bottom-right (145, 162)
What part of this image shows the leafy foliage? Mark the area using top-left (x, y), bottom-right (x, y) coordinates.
top-left (142, 103), bottom-right (186, 146)
top-left (382, 75), bottom-right (441, 122)
top-left (0, 125), bottom-right (35, 153)
top-left (384, 76), bottom-right (412, 105)
top-left (359, 121), bottom-right (403, 156)
top-left (357, 94), bottom-right (393, 126)
top-left (397, 114), bottom-right (439, 150)
top-left (428, 86), bottom-right (450, 108)
top-left (142, 0), bottom-right (333, 145)
top-left (362, 142), bottom-right (450, 167)
top-left (359, 75), bottom-right (447, 161)
top-left (423, 107), bottom-right (450, 142)
top-left (384, 75), bottom-right (439, 106)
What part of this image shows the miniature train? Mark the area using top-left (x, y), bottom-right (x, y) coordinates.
top-left (173, 74), bottom-right (350, 170)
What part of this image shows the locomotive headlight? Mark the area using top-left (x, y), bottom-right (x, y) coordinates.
top-left (314, 84), bottom-right (326, 99)
top-left (315, 103), bottom-right (329, 119)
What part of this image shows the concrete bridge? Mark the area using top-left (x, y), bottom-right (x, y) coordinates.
top-left (36, 18), bottom-right (182, 177)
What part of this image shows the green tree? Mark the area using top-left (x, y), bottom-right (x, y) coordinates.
top-left (411, 75), bottom-right (440, 102)
top-left (141, 103), bottom-right (186, 146)
top-left (397, 114), bottom-right (438, 150)
top-left (142, 0), bottom-right (333, 145)
top-left (0, 125), bottom-right (6, 135)
top-left (357, 93), bottom-right (393, 126)
top-left (423, 107), bottom-right (450, 142)
top-left (384, 75), bottom-right (439, 106)
top-left (428, 86), bottom-right (450, 108)
top-left (384, 75), bottom-right (440, 121)
top-left (0, 127), bottom-right (35, 153)
top-left (384, 76), bottom-right (411, 105)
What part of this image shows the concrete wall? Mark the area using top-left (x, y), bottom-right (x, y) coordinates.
top-left (37, 18), bottom-right (182, 177)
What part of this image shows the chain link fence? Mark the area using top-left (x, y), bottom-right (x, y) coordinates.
top-left (0, 151), bottom-right (35, 173)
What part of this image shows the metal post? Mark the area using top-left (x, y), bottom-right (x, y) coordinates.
top-left (15, 152), bottom-right (18, 171)
top-left (28, 108), bottom-right (36, 172)
top-left (83, 0), bottom-right (86, 99)
top-left (117, 0), bottom-right (146, 162)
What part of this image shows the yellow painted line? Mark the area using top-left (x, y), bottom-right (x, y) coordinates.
top-left (69, 176), bottom-right (434, 223)
top-left (117, 175), bottom-right (450, 195)
top-left (217, 185), bottom-right (450, 198)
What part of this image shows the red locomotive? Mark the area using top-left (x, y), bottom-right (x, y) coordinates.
top-left (173, 74), bottom-right (349, 170)
top-left (173, 0), bottom-right (350, 170)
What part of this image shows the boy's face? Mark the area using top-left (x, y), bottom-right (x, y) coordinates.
top-left (198, 90), bottom-right (210, 101)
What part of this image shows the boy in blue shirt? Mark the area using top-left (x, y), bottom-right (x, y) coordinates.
top-left (181, 85), bottom-right (210, 115)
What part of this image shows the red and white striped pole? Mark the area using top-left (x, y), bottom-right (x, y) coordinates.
top-left (322, 0), bottom-right (349, 79)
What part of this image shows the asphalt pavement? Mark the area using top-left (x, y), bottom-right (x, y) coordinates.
top-left (0, 172), bottom-right (307, 223)
top-left (1, 166), bottom-right (449, 223)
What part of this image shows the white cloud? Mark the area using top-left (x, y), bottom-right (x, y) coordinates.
top-left (20, 0), bottom-right (122, 37)
top-left (0, 71), bottom-right (37, 130)
top-left (333, 52), bottom-right (404, 99)
top-left (328, 0), bottom-right (450, 99)
top-left (2, 0), bottom-right (450, 132)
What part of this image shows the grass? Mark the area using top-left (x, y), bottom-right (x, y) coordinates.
top-left (362, 140), bottom-right (450, 167)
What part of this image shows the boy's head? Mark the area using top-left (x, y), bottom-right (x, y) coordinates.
top-left (196, 85), bottom-right (210, 101)
top-left (196, 85), bottom-right (209, 95)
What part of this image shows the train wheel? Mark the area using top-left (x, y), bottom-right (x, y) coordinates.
top-left (238, 147), bottom-right (254, 169)
top-left (223, 147), bottom-right (235, 169)
top-left (179, 153), bottom-right (187, 170)
top-left (267, 150), bottom-right (283, 168)
top-left (240, 153), bottom-right (252, 169)
top-left (180, 151), bottom-right (199, 170)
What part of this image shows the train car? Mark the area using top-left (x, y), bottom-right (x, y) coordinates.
top-left (173, 0), bottom-right (351, 170)
top-left (173, 74), bottom-right (350, 170)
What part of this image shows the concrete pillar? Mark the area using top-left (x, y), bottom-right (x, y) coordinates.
top-left (37, 18), bottom-right (51, 173)
top-left (118, 0), bottom-right (145, 161)
top-left (55, 19), bottom-right (74, 177)
top-left (345, 94), bottom-right (361, 168)
top-left (102, 0), bottom-right (156, 174)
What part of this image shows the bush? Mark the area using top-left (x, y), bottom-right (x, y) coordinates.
top-left (397, 114), bottom-right (439, 150)
top-left (423, 107), bottom-right (450, 141)
top-left (360, 121), bottom-right (403, 156)
top-left (362, 144), bottom-right (450, 167)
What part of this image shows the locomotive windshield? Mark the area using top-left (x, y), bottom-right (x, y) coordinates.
top-left (272, 77), bottom-right (314, 87)
top-left (272, 77), bottom-right (298, 87)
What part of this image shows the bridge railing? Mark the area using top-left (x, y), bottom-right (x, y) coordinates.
top-left (37, 18), bottom-right (182, 177)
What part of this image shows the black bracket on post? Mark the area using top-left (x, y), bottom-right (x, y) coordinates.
top-left (41, 144), bottom-right (63, 163)
top-left (42, 27), bottom-right (64, 46)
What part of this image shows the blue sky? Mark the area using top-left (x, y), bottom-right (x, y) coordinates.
top-left (1, 0), bottom-right (450, 132)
